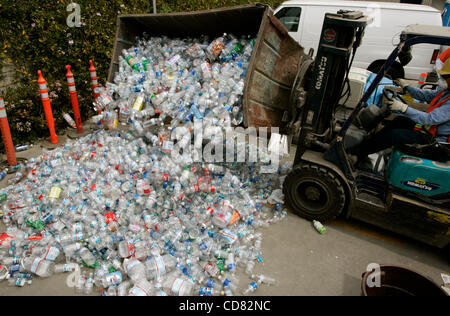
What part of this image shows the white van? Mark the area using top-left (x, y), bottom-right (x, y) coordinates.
top-left (274, 0), bottom-right (443, 79)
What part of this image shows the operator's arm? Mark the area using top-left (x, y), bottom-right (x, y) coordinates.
top-left (404, 86), bottom-right (441, 103)
top-left (404, 101), bottom-right (450, 126)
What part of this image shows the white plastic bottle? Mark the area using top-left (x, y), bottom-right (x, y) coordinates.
top-left (63, 112), bottom-right (76, 128)
top-left (313, 220), bottom-right (326, 234)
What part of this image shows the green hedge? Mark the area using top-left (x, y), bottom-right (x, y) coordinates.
top-left (0, 0), bottom-right (284, 148)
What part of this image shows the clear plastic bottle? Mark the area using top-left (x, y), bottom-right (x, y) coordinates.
top-left (79, 247), bottom-right (96, 267)
top-left (206, 34), bottom-right (227, 61)
top-left (200, 260), bottom-right (220, 278)
top-left (21, 257), bottom-right (55, 277)
top-left (313, 220), bottom-right (326, 234)
top-left (123, 257), bottom-right (147, 282)
top-left (63, 112), bottom-right (77, 128)
top-left (84, 272), bottom-right (94, 294)
top-left (128, 279), bottom-right (154, 296)
top-left (117, 280), bottom-right (131, 296)
top-left (118, 240), bottom-right (136, 258)
top-left (242, 281), bottom-right (258, 295)
top-left (99, 271), bottom-right (123, 288)
top-left (31, 246), bottom-right (61, 262)
top-left (163, 272), bottom-right (194, 296)
top-left (75, 274), bottom-right (86, 294)
top-left (62, 243), bottom-right (81, 258)
top-left (145, 254), bottom-right (177, 280)
top-left (54, 263), bottom-right (79, 274)
top-left (251, 274), bottom-right (276, 285)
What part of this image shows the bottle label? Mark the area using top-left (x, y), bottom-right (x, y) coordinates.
top-left (203, 262), bottom-right (217, 276)
top-left (154, 255), bottom-right (166, 277)
top-left (73, 231), bottom-right (83, 241)
top-left (208, 40), bottom-right (224, 57)
top-left (132, 96), bottom-right (145, 111)
top-left (201, 62), bottom-right (212, 74)
top-left (167, 54), bottom-right (181, 66)
top-left (213, 212), bottom-right (232, 227)
top-left (16, 278), bottom-right (25, 287)
top-left (229, 210), bottom-right (241, 225)
top-left (104, 271), bottom-right (122, 287)
top-left (0, 232), bottom-right (12, 246)
top-left (126, 56), bottom-right (136, 67)
top-left (49, 186), bottom-right (62, 199)
top-left (162, 141), bottom-right (174, 153)
top-left (126, 242), bottom-right (136, 256)
top-left (218, 229), bottom-right (238, 244)
top-left (27, 234), bottom-right (42, 241)
top-left (31, 257), bottom-right (43, 274)
top-left (125, 260), bottom-right (140, 273)
top-left (43, 247), bottom-right (60, 261)
top-left (199, 287), bottom-right (213, 296)
top-left (171, 278), bottom-right (185, 296)
top-left (62, 264), bottom-right (71, 272)
top-left (104, 212), bottom-right (117, 224)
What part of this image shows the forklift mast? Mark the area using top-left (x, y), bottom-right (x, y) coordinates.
top-left (295, 11), bottom-right (370, 164)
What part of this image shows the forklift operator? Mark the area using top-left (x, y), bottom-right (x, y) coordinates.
top-left (351, 58), bottom-right (450, 161)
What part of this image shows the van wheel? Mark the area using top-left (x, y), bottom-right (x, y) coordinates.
top-left (368, 61), bottom-right (404, 80)
top-left (283, 163), bottom-right (347, 222)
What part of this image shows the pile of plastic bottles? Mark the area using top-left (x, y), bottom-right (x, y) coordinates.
top-left (0, 33), bottom-right (290, 296)
top-left (91, 33), bottom-right (254, 131)
top-left (0, 129), bottom-right (288, 295)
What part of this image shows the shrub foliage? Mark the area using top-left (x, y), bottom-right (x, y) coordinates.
top-left (0, 0), bottom-right (284, 146)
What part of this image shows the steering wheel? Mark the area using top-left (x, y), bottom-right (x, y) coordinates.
top-left (382, 87), bottom-right (408, 104)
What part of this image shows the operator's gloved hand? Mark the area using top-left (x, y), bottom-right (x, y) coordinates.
top-left (394, 79), bottom-right (410, 93)
top-left (387, 99), bottom-right (408, 113)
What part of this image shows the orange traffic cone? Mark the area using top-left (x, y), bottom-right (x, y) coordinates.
top-left (65, 65), bottom-right (83, 134)
top-left (37, 70), bottom-right (58, 144)
top-left (0, 97), bottom-right (18, 166)
top-left (89, 60), bottom-right (100, 101)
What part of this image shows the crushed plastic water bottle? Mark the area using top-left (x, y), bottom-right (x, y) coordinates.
top-left (0, 32), bottom-right (289, 296)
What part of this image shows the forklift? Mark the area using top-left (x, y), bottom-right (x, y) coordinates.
top-left (282, 11), bottom-right (450, 249)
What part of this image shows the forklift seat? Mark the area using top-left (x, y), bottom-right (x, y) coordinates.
top-left (397, 141), bottom-right (450, 163)
top-left (343, 126), bottom-right (368, 150)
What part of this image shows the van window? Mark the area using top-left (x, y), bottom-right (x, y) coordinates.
top-left (275, 7), bottom-right (301, 32)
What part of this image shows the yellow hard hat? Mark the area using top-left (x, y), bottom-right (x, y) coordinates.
top-left (438, 57), bottom-right (450, 76)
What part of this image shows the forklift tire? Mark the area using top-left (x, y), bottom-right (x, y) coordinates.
top-left (283, 163), bottom-right (347, 223)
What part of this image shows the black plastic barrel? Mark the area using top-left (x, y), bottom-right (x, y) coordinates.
top-left (361, 265), bottom-right (448, 296)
